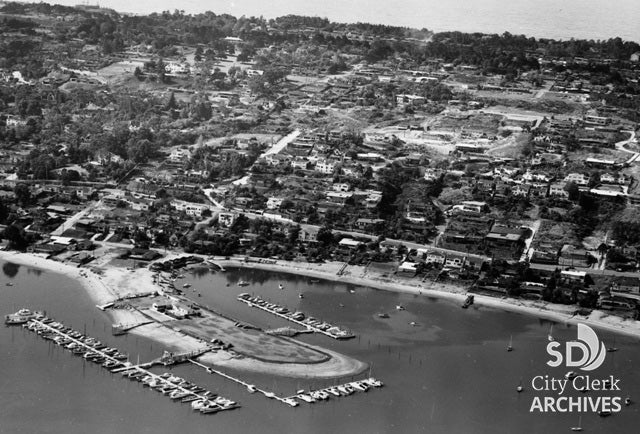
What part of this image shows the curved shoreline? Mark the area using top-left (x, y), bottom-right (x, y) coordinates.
top-left (0, 251), bottom-right (367, 378)
top-left (217, 257), bottom-right (640, 339)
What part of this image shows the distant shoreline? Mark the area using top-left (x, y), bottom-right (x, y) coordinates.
top-left (216, 257), bottom-right (640, 339)
top-left (16, 0), bottom-right (640, 43)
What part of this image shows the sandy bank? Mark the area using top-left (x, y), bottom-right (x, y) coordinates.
top-left (199, 345), bottom-right (367, 379)
top-left (217, 257), bottom-right (640, 339)
top-left (0, 250), bottom-right (366, 378)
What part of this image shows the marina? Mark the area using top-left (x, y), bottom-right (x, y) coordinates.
top-left (7, 309), bottom-right (240, 416)
top-left (188, 359), bottom-right (383, 407)
top-left (285, 378), bottom-right (384, 405)
top-left (237, 293), bottom-right (355, 340)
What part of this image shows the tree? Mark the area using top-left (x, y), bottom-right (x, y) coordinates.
top-left (3, 224), bottom-right (27, 250)
top-left (564, 181), bottom-right (580, 201)
top-left (316, 226), bottom-right (334, 246)
top-left (166, 91), bottom-right (177, 110)
top-left (14, 183), bottom-right (31, 206)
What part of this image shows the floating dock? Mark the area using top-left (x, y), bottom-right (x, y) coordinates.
top-left (9, 310), bottom-right (239, 415)
top-left (188, 359), bottom-right (299, 407)
top-left (285, 377), bottom-right (384, 405)
top-left (189, 358), bottom-right (382, 408)
top-left (237, 294), bottom-right (355, 340)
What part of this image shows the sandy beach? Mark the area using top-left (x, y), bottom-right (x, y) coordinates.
top-left (0, 250), bottom-right (367, 378)
top-left (215, 257), bottom-right (640, 339)
top-left (3, 248), bottom-right (640, 379)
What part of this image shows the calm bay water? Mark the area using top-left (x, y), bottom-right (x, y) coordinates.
top-left (1, 260), bottom-right (640, 433)
top-left (22, 0), bottom-right (640, 42)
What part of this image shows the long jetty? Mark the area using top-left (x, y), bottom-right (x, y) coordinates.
top-left (237, 294), bottom-right (355, 340)
top-left (13, 313), bottom-right (239, 415)
top-left (188, 359), bottom-right (298, 407)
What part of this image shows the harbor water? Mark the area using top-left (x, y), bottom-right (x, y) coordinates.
top-left (1, 260), bottom-right (639, 433)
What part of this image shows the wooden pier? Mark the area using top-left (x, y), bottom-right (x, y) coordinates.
top-left (237, 295), bottom-right (355, 340)
top-left (188, 359), bottom-right (299, 407)
top-left (16, 315), bottom-right (239, 415)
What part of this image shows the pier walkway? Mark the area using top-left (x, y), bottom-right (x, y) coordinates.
top-left (188, 359), bottom-right (298, 407)
top-left (22, 317), bottom-right (239, 414)
top-left (237, 294), bottom-right (355, 340)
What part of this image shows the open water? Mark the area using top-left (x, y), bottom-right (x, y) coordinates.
top-left (22, 0), bottom-right (640, 42)
top-left (1, 260), bottom-right (640, 433)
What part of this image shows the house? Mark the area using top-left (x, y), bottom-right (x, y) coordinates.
top-left (460, 201), bottom-right (488, 213)
top-left (264, 154), bottom-right (291, 167)
top-left (398, 261), bottom-right (418, 275)
top-left (444, 256), bottom-right (465, 269)
top-left (354, 218), bottom-right (384, 232)
top-left (171, 200), bottom-right (209, 218)
top-left (290, 157), bottom-right (309, 169)
top-left (611, 277), bottom-right (640, 295)
top-left (475, 179), bottom-right (494, 195)
top-left (424, 168), bottom-right (445, 181)
top-left (485, 224), bottom-right (526, 260)
top-left (338, 238), bottom-right (362, 249)
top-left (332, 183), bottom-right (350, 192)
top-left (558, 245), bottom-right (594, 267)
top-left (589, 184), bottom-right (627, 199)
top-left (395, 94), bottom-right (425, 106)
top-left (584, 115), bottom-right (610, 126)
top-left (127, 198), bottom-right (151, 211)
top-left (326, 191), bottom-right (352, 205)
top-left (298, 226), bottom-right (319, 243)
top-left (168, 148), bottom-right (192, 163)
top-left (548, 183), bottom-right (569, 198)
top-left (315, 159), bottom-right (337, 174)
top-left (564, 173), bottom-right (589, 186)
top-left (512, 184), bottom-right (531, 197)
top-left (424, 251), bottom-right (446, 265)
top-left (266, 197), bottom-right (284, 210)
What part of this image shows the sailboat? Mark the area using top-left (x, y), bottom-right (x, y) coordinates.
top-left (548, 324), bottom-right (555, 342)
top-left (507, 335), bottom-right (513, 352)
top-left (570, 415), bottom-right (583, 431)
top-left (607, 337), bottom-right (618, 352)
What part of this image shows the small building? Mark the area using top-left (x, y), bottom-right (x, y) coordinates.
top-left (398, 261), bottom-right (418, 275)
top-left (548, 183), bottom-right (569, 198)
top-left (298, 226), bottom-right (319, 243)
top-left (338, 238), bottom-right (363, 249)
top-left (558, 245), bottom-right (594, 268)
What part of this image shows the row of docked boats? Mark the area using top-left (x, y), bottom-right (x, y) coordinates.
top-left (19, 316), bottom-right (131, 367)
top-left (293, 378), bottom-right (383, 404)
top-left (9, 309), bottom-right (239, 415)
top-left (130, 371), bottom-right (239, 414)
top-left (237, 293), bottom-right (355, 339)
top-left (5, 308), bottom-right (44, 324)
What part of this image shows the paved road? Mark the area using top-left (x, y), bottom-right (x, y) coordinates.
top-left (530, 262), bottom-right (640, 278)
top-left (51, 201), bottom-right (99, 236)
top-left (232, 129), bottom-right (301, 186)
top-left (615, 130), bottom-right (639, 164)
